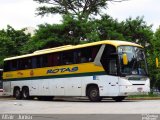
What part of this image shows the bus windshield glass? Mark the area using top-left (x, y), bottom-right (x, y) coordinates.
top-left (118, 46), bottom-right (148, 76)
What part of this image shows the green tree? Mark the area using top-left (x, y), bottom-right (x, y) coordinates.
top-left (23, 15), bottom-right (90, 52)
top-left (0, 36), bottom-right (14, 66)
top-left (150, 26), bottom-right (160, 89)
top-left (33, 0), bottom-right (127, 20)
top-left (23, 23), bottom-right (65, 53)
top-left (121, 17), bottom-right (153, 48)
top-left (0, 25), bottom-right (31, 66)
top-left (25, 15), bottom-right (154, 52)
top-left (95, 15), bottom-right (125, 40)
top-left (152, 26), bottom-right (160, 53)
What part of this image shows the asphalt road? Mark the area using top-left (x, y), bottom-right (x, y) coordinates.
top-left (0, 97), bottom-right (160, 114)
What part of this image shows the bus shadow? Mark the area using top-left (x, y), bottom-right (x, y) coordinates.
top-left (33, 97), bottom-right (140, 103)
top-left (0, 96), bottom-right (140, 103)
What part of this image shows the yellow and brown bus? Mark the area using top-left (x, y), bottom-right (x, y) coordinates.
top-left (2, 40), bottom-right (150, 102)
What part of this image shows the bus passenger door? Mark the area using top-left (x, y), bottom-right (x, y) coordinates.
top-left (101, 58), bottom-right (120, 95)
top-left (105, 59), bottom-right (119, 96)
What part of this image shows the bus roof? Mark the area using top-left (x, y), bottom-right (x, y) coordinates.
top-left (4, 40), bottom-right (143, 61)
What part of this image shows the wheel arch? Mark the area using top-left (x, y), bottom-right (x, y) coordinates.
top-left (86, 83), bottom-right (99, 96)
top-left (22, 86), bottom-right (29, 90)
top-left (22, 85), bottom-right (31, 100)
top-left (13, 86), bottom-right (20, 97)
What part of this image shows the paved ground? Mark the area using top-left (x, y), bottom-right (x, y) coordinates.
top-left (0, 97), bottom-right (160, 114)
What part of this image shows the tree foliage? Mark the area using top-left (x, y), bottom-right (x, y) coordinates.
top-left (33, 0), bottom-right (127, 20)
top-left (121, 17), bottom-right (153, 48)
top-left (0, 25), bottom-right (31, 66)
top-left (23, 15), bottom-right (153, 54)
top-left (149, 27), bottom-right (160, 89)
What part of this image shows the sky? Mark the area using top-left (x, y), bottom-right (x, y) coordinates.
top-left (0, 0), bottom-right (159, 31)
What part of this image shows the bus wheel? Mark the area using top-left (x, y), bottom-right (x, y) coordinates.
top-left (113, 96), bottom-right (125, 102)
top-left (87, 86), bottom-right (102, 102)
top-left (14, 88), bottom-right (21, 100)
top-left (22, 87), bottom-right (30, 100)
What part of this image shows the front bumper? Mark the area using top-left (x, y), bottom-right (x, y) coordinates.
top-left (118, 85), bottom-right (150, 96)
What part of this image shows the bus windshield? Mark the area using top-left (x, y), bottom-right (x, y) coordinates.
top-left (118, 46), bottom-right (148, 76)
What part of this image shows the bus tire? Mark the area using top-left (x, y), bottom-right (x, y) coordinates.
top-left (113, 96), bottom-right (125, 102)
top-left (14, 88), bottom-right (22, 100)
top-left (87, 86), bottom-right (102, 102)
top-left (22, 87), bottom-right (30, 100)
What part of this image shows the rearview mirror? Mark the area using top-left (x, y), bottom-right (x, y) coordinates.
top-left (156, 58), bottom-right (159, 68)
top-left (122, 54), bottom-right (128, 65)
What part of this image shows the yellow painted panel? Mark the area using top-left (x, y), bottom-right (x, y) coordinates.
top-left (3, 63), bottom-right (104, 80)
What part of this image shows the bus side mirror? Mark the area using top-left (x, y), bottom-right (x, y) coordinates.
top-left (122, 54), bottom-right (128, 65)
top-left (156, 58), bottom-right (159, 68)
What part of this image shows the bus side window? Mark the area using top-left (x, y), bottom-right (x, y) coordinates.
top-left (37, 56), bottom-right (43, 68)
top-left (53, 53), bottom-right (61, 66)
top-left (28, 58), bottom-right (32, 69)
top-left (25, 58), bottom-right (32, 69)
top-left (109, 60), bottom-right (117, 75)
top-left (77, 45), bottom-right (100, 63)
top-left (32, 57), bottom-right (37, 68)
top-left (4, 61), bottom-right (10, 72)
top-left (92, 46), bottom-right (100, 60)
top-left (17, 58), bottom-right (32, 70)
top-left (61, 50), bottom-right (74, 65)
top-left (11, 60), bottom-right (17, 71)
top-left (77, 48), bottom-right (91, 63)
top-left (18, 59), bottom-right (25, 70)
top-left (41, 55), bottom-right (48, 67)
top-left (100, 45), bottom-right (117, 75)
top-left (48, 54), bottom-right (54, 67)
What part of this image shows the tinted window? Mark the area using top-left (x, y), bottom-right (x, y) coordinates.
top-left (61, 50), bottom-right (75, 65)
top-left (76, 45), bottom-right (101, 63)
top-left (0, 71), bottom-right (2, 80)
top-left (4, 61), bottom-right (10, 72)
top-left (17, 58), bottom-right (32, 70)
top-left (11, 60), bottom-right (17, 71)
top-left (32, 53), bottom-right (61, 68)
top-left (100, 45), bottom-right (117, 75)
top-left (4, 45), bottom-right (101, 71)
top-left (52, 53), bottom-right (61, 66)
top-left (42, 55), bottom-right (48, 67)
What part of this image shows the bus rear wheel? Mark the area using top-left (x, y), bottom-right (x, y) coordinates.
top-left (22, 87), bottom-right (30, 100)
top-left (87, 86), bottom-right (102, 102)
top-left (14, 88), bottom-right (21, 100)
